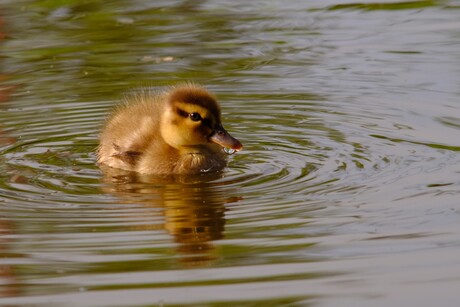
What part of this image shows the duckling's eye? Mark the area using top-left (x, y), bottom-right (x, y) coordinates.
top-left (189, 113), bottom-right (202, 122)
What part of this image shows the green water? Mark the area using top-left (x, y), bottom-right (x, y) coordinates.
top-left (1, 0), bottom-right (460, 306)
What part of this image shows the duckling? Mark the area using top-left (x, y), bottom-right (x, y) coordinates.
top-left (97, 83), bottom-right (242, 175)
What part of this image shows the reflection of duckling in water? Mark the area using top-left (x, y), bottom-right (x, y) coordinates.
top-left (97, 83), bottom-right (242, 175)
top-left (100, 167), bottom-right (237, 267)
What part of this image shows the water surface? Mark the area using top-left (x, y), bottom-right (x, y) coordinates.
top-left (1, 0), bottom-right (460, 306)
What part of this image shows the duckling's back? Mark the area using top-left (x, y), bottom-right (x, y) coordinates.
top-left (97, 89), bottom-right (166, 172)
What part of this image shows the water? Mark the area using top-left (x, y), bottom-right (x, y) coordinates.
top-left (1, 0), bottom-right (460, 306)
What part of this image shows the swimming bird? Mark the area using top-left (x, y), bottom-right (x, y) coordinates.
top-left (97, 83), bottom-right (242, 175)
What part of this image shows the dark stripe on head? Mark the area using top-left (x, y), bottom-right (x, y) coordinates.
top-left (169, 86), bottom-right (221, 119)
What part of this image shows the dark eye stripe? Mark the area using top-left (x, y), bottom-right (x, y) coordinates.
top-left (176, 108), bottom-right (189, 118)
top-left (201, 118), bottom-right (213, 129)
top-left (175, 107), bottom-right (213, 128)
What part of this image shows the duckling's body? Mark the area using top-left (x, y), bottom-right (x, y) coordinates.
top-left (97, 84), bottom-right (242, 175)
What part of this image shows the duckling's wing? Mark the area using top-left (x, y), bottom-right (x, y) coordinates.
top-left (111, 143), bottom-right (142, 166)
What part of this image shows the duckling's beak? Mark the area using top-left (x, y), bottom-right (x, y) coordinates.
top-left (209, 124), bottom-right (243, 151)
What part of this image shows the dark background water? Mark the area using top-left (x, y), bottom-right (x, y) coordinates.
top-left (1, 0), bottom-right (460, 306)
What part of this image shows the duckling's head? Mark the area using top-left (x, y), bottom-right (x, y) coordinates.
top-left (160, 85), bottom-right (242, 154)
